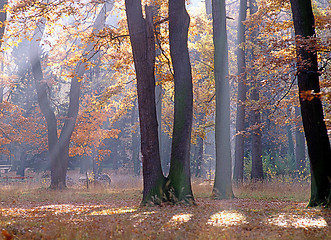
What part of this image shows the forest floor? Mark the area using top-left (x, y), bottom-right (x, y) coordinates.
top-left (0, 172), bottom-right (330, 240)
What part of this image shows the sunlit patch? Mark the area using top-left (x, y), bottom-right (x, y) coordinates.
top-left (267, 214), bottom-right (328, 229)
top-left (131, 211), bottom-right (156, 227)
top-left (207, 211), bottom-right (247, 227)
top-left (89, 207), bottom-right (136, 216)
top-left (171, 213), bottom-right (193, 223)
top-left (0, 204), bottom-right (102, 217)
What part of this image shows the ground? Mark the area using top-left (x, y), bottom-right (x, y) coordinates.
top-left (0, 172), bottom-right (330, 239)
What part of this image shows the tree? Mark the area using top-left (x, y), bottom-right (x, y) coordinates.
top-left (248, 0), bottom-right (263, 181)
top-left (295, 106), bottom-right (306, 176)
top-left (212, 0), bottom-right (234, 199)
top-left (167, 0), bottom-right (194, 203)
top-left (29, 1), bottom-right (114, 189)
top-left (0, 0), bottom-right (7, 103)
top-left (125, 1), bottom-right (166, 204)
top-left (290, 0), bottom-right (331, 207)
top-left (233, 0), bottom-right (247, 182)
top-left (126, 0), bottom-right (194, 204)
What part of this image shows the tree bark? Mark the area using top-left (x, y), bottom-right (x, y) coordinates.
top-left (167, 0), bottom-right (194, 204)
top-left (212, 0), bottom-right (234, 199)
top-left (290, 0), bottom-right (331, 207)
top-left (125, 1), bottom-right (165, 204)
top-left (233, 0), bottom-right (247, 183)
top-left (249, 0), bottom-right (264, 181)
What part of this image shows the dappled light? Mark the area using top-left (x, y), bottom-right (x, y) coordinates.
top-left (170, 213), bottom-right (193, 223)
top-left (0, 0), bottom-right (330, 239)
top-left (267, 213), bottom-right (328, 229)
top-left (0, 182), bottom-right (330, 239)
top-left (89, 207), bottom-right (137, 216)
top-left (207, 210), bottom-right (247, 227)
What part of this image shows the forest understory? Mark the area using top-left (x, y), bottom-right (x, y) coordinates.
top-left (1, 173), bottom-right (330, 240)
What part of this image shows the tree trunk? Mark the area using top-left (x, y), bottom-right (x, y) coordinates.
top-left (195, 135), bottom-right (204, 178)
top-left (125, 1), bottom-right (165, 204)
top-left (30, 2), bottom-right (113, 189)
top-left (160, 131), bottom-right (171, 176)
top-left (167, 0), bottom-right (195, 204)
top-left (286, 107), bottom-right (295, 169)
top-left (131, 100), bottom-right (141, 176)
top-left (205, 0), bottom-right (212, 17)
top-left (290, 0), bottom-right (331, 207)
top-left (212, 0), bottom-right (234, 199)
top-left (18, 146), bottom-right (27, 177)
top-left (249, 0), bottom-right (264, 181)
top-left (295, 106), bottom-right (306, 176)
top-left (233, 0), bottom-right (247, 183)
top-left (0, 0), bottom-right (5, 102)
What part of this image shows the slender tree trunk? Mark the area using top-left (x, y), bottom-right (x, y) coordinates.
top-left (295, 106), bottom-right (306, 176)
top-left (233, 0), bottom-right (247, 183)
top-left (131, 100), bottom-right (141, 176)
top-left (125, 1), bottom-right (165, 204)
top-left (195, 134), bottom-right (204, 178)
top-left (18, 146), bottom-right (26, 177)
top-left (205, 0), bottom-right (212, 17)
top-left (30, 2), bottom-right (113, 189)
top-left (290, 0), bottom-right (331, 207)
top-left (167, 0), bottom-right (194, 204)
top-left (212, 0), bottom-right (234, 199)
top-left (0, 0), bottom-right (6, 102)
top-left (161, 131), bottom-right (171, 176)
top-left (286, 107), bottom-right (295, 169)
top-left (249, 0), bottom-right (264, 181)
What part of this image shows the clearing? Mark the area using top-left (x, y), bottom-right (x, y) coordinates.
top-left (0, 174), bottom-right (330, 239)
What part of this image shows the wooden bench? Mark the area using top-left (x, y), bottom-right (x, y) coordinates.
top-left (0, 165), bottom-right (12, 173)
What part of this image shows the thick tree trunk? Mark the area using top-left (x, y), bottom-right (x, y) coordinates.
top-left (125, 1), bottom-right (165, 204)
top-left (249, 0), bottom-right (264, 181)
top-left (233, 0), bottom-right (247, 183)
top-left (212, 0), bottom-right (234, 199)
top-left (290, 0), bottom-right (331, 207)
top-left (167, 0), bottom-right (194, 204)
top-left (295, 106), bottom-right (306, 176)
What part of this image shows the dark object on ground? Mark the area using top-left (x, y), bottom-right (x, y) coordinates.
top-left (95, 174), bottom-right (111, 185)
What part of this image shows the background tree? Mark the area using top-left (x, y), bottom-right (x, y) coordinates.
top-left (233, 0), bottom-right (247, 182)
top-left (248, 0), bottom-right (264, 181)
top-left (212, 0), bottom-right (234, 199)
top-left (29, 1), bottom-right (114, 189)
